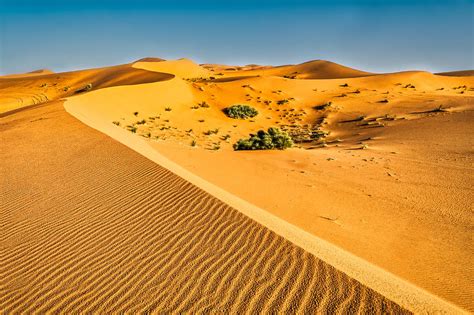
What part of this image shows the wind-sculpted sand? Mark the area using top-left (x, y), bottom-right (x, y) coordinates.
top-left (0, 102), bottom-right (408, 313)
top-left (2, 57), bottom-right (472, 313)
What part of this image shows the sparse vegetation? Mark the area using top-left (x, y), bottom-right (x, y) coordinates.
top-left (199, 101), bottom-right (210, 108)
top-left (313, 102), bottom-right (332, 110)
top-left (234, 127), bottom-right (293, 150)
top-left (165, 107), bottom-right (172, 111)
top-left (277, 99), bottom-right (289, 105)
top-left (112, 121), bottom-right (120, 126)
top-left (223, 105), bottom-right (258, 119)
top-left (191, 139), bottom-right (197, 147)
top-left (75, 83), bottom-right (93, 94)
top-left (133, 112), bottom-right (139, 116)
top-left (203, 128), bottom-right (219, 135)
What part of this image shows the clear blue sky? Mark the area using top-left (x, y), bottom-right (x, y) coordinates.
top-left (0, 0), bottom-right (472, 75)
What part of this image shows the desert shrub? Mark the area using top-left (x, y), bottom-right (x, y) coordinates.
top-left (223, 105), bottom-right (258, 119)
top-left (203, 128), bottom-right (219, 135)
top-left (313, 101), bottom-right (332, 110)
top-left (165, 107), bottom-right (172, 111)
top-left (75, 83), bottom-right (93, 94)
top-left (112, 121), bottom-right (120, 126)
top-left (277, 99), bottom-right (289, 105)
top-left (233, 127), bottom-right (293, 150)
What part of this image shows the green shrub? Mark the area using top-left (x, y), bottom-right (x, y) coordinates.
top-left (234, 127), bottom-right (293, 150)
top-left (224, 105), bottom-right (258, 119)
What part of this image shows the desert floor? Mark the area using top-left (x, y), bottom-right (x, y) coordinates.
top-left (1, 58), bottom-right (473, 313)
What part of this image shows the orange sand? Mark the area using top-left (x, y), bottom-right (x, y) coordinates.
top-left (2, 58), bottom-right (473, 312)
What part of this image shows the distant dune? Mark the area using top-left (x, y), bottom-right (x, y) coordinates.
top-left (436, 70), bottom-right (474, 77)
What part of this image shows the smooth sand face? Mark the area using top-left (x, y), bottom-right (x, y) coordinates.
top-left (2, 58), bottom-right (473, 312)
top-left (0, 102), bottom-right (407, 313)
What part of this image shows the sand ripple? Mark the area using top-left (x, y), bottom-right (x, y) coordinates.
top-left (0, 102), bottom-right (407, 313)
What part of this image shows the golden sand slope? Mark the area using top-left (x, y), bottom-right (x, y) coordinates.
top-left (0, 102), bottom-right (406, 313)
top-left (0, 64), bottom-right (173, 114)
top-left (61, 58), bottom-right (473, 311)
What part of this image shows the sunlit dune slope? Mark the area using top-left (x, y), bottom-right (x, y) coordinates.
top-left (0, 64), bottom-right (173, 114)
top-left (63, 58), bottom-right (474, 311)
top-left (0, 69), bottom-right (54, 79)
top-left (0, 101), bottom-right (407, 314)
top-left (133, 58), bottom-right (211, 78)
top-left (2, 57), bottom-right (473, 311)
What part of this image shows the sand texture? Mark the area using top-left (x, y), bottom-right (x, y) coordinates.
top-left (2, 57), bottom-right (473, 313)
top-left (0, 102), bottom-right (407, 313)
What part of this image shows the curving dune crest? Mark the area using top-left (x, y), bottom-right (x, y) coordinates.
top-left (0, 102), bottom-right (407, 313)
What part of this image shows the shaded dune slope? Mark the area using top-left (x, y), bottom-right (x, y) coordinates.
top-left (205, 60), bottom-right (372, 79)
top-left (0, 102), bottom-right (407, 313)
top-left (436, 70), bottom-right (474, 77)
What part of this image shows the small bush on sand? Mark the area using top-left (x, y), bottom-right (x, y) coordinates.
top-left (203, 128), bottom-right (219, 136)
top-left (165, 107), bottom-right (172, 111)
top-left (313, 101), bottom-right (332, 110)
top-left (112, 121), bottom-right (120, 126)
top-left (277, 99), bottom-right (289, 105)
top-left (224, 105), bottom-right (258, 119)
top-left (234, 127), bottom-right (293, 150)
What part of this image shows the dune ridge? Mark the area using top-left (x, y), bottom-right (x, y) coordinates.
top-left (0, 102), bottom-right (407, 313)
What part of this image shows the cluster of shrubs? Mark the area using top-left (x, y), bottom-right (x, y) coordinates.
top-left (224, 105), bottom-right (258, 119)
top-left (234, 127), bottom-right (293, 150)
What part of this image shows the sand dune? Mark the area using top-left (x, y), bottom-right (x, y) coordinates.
top-left (2, 57), bottom-right (473, 312)
top-left (204, 59), bottom-right (372, 79)
top-left (56, 58), bottom-right (474, 311)
top-left (436, 70), bottom-right (474, 77)
top-left (0, 102), bottom-right (407, 313)
top-left (0, 69), bottom-right (55, 79)
top-left (0, 64), bottom-right (173, 114)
